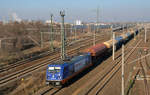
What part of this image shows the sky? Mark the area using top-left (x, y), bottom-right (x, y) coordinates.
top-left (0, 0), bottom-right (150, 23)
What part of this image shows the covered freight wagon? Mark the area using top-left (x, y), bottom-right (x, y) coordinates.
top-left (46, 53), bottom-right (92, 86)
top-left (135, 30), bottom-right (138, 34)
top-left (126, 32), bottom-right (132, 40)
top-left (129, 30), bottom-right (135, 38)
top-left (120, 32), bottom-right (131, 43)
top-left (115, 36), bottom-right (123, 49)
top-left (85, 43), bottom-right (108, 57)
top-left (103, 39), bottom-right (117, 49)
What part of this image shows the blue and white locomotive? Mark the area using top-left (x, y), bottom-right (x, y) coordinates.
top-left (46, 53), bottom-right (92, 87)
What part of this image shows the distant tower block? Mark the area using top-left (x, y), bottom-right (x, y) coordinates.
top-left (75, 20), bottom-right (82, 25)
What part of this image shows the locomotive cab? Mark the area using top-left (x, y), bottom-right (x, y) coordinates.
top-left (46, 64), bottom-right (63, 86)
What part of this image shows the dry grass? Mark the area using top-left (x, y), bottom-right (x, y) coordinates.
top-left (8, 71), bottom-right (46, 95)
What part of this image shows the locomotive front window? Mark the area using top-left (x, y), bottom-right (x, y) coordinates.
top-left (55, 67), bottom-right (61, 73)
top-left (48, 67), bottom-right (61, 73)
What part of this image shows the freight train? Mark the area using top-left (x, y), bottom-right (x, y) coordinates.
top-left (46, 29), bottom-right (139, 87)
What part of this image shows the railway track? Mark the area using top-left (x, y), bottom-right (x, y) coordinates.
top-left (0, 35), bottom-right (108, 88)
top-left (139, 51), bottom-right (149, 95)
top-left (0, 35), bottom-right (94, 73)
top-left (0, 34), bottom-right (105, 74)
top-left (71, 36), bottom-right (142, 95)
top-left (144, 54), bottom-right (150, 70)
top-left (85, 40), bottom-right (142, 95)
top-left (39, 87), bottom-right (62, 95)
top-left (39, 32), bottom-right (140, 95)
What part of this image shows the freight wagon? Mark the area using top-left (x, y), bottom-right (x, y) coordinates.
top-left (46, 53), bottom-right (91, 87)
top-left (84, 43), bottom-right (108, 62)
top-left (135, 30), bottom-right (139, 34)
top-left (120, 32), bottom-right (131, 43)
top-left (115, 36), bottom-right (124, 49)
top-left (103, 39), bottom-right (118, 52)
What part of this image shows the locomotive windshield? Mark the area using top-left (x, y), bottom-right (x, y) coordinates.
top-left (48, 67), bottom-right (61, 73)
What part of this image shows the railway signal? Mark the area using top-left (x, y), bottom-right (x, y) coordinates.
top-left (144, 48), bottom-right (148, 54)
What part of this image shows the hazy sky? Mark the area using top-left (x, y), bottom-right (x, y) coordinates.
top-left (0, 0), bottom-right (150, 22)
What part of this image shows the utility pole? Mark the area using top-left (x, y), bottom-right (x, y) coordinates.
top-left (112, 32), bottom-right (115, 60)
top-left (97, 6), bottom-right (99, 32)
top-left (41, 32), bottom-right (43, 48)
top-left (75, 25), bottom-right (77, 41)
top-left (123, 24), bottom-right (125, 39)
top-left (50, 14), bottom-right (54, 51)
top-left (126, 24), bottom-right (128, 32)
top-left (145, 26), bottom-right (147, 43)
top-left (60, 11), bottom-right (66, 60)
top-left (88, 24), bottom-right (90, 33)
top-left (111, 25), bottom-right (113, 39)
top-left (71, 25), bottom-right (73, 40)
top-left (93, 24), bottom-right (96, 46)
top-left (0, 39), bottom-right (1, 49)
top-left (122, 44), bottom-right (125, 95)
top-left (93, 7), bottom-right (99, 46)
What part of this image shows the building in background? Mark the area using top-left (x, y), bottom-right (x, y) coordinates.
top-left (75, 20), bottom-right (82, 25)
